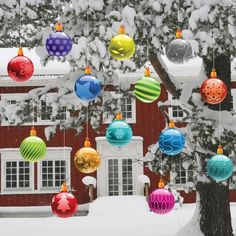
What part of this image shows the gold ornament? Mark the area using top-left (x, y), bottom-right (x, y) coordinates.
top-left (74, 137), bottom-right (101, 174)
top-left (108, 25), bottom-right (135, 60)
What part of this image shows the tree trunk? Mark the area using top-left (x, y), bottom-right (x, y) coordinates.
top-left (149, 52), bottom-right (234, 236)
top-left (197, 182), bottom-right (233, 236)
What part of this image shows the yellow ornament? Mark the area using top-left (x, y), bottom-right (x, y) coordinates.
top-left (108, 25), bottom-right (135, 60)
top-left (74, 137), bottom-right (101, 174)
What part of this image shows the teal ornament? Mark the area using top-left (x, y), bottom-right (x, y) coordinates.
top-left (158, 120), bottom-right (185, 156)
top-left (106, 112), bottom-right (132, 147)
top-left (207, 145), bottom-right (233, 182)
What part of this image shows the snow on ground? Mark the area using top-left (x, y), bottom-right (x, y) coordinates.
top-left (0, 196), bottom-right (236, 236)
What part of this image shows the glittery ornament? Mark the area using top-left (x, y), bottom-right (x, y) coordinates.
top-left (74, 137), bottom-right (101, 174)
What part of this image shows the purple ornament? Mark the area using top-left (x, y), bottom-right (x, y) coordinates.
top-left (148, 188), bottom-right (175, 214)
top-left (46, 23), bottom-right (72, 57)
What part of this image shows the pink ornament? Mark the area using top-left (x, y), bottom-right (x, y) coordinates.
top-left (148, 180), bottom-right (175, 214)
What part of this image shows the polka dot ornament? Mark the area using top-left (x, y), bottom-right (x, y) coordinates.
top-left (148, 179), bottom-right (175, 215)
top-left (20, 127), bottom-right (47, 162)
top-left (46, 22), bottom-right (72, 57)
top-left (207, 145), bottom-right (233, 182)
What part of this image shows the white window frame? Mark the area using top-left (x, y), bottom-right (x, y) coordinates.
top-left (96, 136), bottom-right (143, 197)
top-left (0, 93), bottom-right (70, 126)
top-left (37, 147), bottom-right (72, 193)
top-left (170, 165), bottom-right (194, 190)
top-left (168, 93), bottom-right (187, 120)
top-left (103, 91), bottom-right (136, 124)
top-left (36, 93), bottom-right (70, 125)
top-left (0, 149), bottom-right (34, 194)
top-left (231, 89), bottom-right (236, 112)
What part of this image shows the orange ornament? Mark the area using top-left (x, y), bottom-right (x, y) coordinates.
top-left (200, 69), bottom-right (227, 104)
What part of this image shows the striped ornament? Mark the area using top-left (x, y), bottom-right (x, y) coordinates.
top-left (20, 135), bottom-right (46, 162)
top-left (134, 76), bottom-right (161, 103)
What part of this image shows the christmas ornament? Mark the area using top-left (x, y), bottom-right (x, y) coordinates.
top-left (134, 67), bottom-right (161, 103)
top-left (165, 29), bottom-right (192, 64)
top-left (207, 145), bottom-right (233, 182)
top-left (158, 120), bottom-right (185, 156)
top-left (200, 69), bottom-right (227, 105)
top-left (74, 137), bottom-right (101, 174)
top-left (74, 66), bottom-right (101, 101)
top-left (148, 179), bottom-right (175, 215)
top-left (106, 112), bottom-right (132, 147)
top-left (46, 22), bottom-right (72, 57)
top-left (20, 127), bottom-right (47, 162)
top-left (108, 25), bottom-right (135, 60)
top-left (51, 182), bottom-right (78, 218)
top-left (7, 47), bottom-right (34, 82)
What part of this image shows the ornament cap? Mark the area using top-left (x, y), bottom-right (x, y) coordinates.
top-left (144, 67), bottom-right (151, 77)
top-left (55, 22), bottom-right (63, 32)
top-left (176, 29), bottom-right (182, 39)
top-left (169, 119), bottom-right (175, 128)
top-left (17, 47), bottom-right (24, 56)
top-left (158, 179), bottom-right (165, 189)
top-left (84, 137), bottom-right (91, 147)
top-left (217, 145), bottom-right (223, 154)
top-left (211, 68), bottom-right (217, 78)
top-left (116, 112), bottom-right (123, 120)
top-left (60, 182), bottom-right (68, 192)
top-left (85, 66), bottom-right (91, 75)
top-left (119, 25), bottom-right (126, 34)
top-left (30, 127), bottom-right (36, 136)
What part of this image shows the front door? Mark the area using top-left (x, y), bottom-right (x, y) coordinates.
top-left (107, 158), bottom-right (133, 196)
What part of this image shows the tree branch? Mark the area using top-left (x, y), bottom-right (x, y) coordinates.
top-left (149, 51), bottom-right (181, 99)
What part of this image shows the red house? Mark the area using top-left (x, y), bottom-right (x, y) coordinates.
top-left (0, 48), bottom-right (235, 208)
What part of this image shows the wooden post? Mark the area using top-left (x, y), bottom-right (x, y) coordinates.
top-left (144, 183), bottom-right (149, 201)
top-left (88, 184), bottom-right (94, 202)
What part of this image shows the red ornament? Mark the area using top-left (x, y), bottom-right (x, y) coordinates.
top-left (51, 183), bottom-right (78, 218)
top-left (200, 68), bottom-right (227, 105)
top-left (7, 47), bottom-right (34, 82)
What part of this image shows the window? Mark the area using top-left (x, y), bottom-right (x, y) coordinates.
top-left (37, 148), bottom-right (72, 192)
top-left (41, 160), bottom-right (66, 188)
top-left (122, 159), bottom-right (133, 195)
top-left (168, 93), bottom-right (186, 119)
top-left (5, 161), bottom-right (30, 189)
top-left (171, 163), bottom-right (194, 188)
top-left (103, 92), bottom-right (136, 124)
top-left (0, 93), bottom-right (69, 126)
top-left (0, 151), bottom-right (34, 194)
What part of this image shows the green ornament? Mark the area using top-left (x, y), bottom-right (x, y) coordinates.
top-left (20, 127), bottom-right (47, 162)
top-left (108, 25), bottom-right (135, 60)
top-left (134, 68), bottom-right (161, 103)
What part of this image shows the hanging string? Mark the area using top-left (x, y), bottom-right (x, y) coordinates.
top-left (219, 102), bottom-right (222, 144)
top-left (19, 0), bottom-right (22, 47)
top-left (160, 153), bottom-right (163, 180)
top-left (32, 100), bottom-right (35, 127)
top-left (212, 29), bottom-right (215, 69)
top-left (86, 105), bottom-right (89, 138)
top-left (177, 0), bottom-right (180, 29)
top-left (86, 6), bottom-right (89, 66)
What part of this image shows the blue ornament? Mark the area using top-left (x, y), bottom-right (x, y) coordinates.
top-left (106, 112), bottom-right (132, 147)
top-left (46, 23), bottom-right (72, 57)
top-left (207, 145), bottom-right (233, 182)
top-left (158, 120), bottom-right (185, 156)
top-left (74, 66), bottom-right (102, 101)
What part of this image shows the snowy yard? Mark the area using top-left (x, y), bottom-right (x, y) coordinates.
top-left (0, 196), bottom-right (236, 236)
